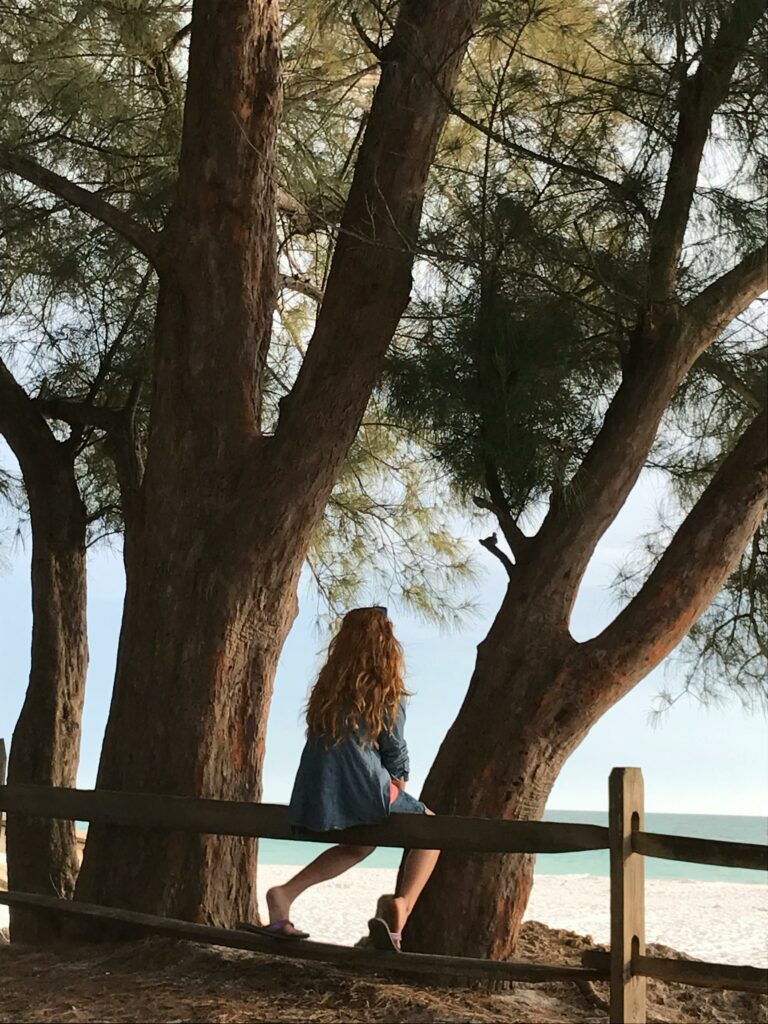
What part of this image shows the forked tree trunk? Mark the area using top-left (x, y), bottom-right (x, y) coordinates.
top-left (0, 364), bottom-right (88, 943)
top-left (405, 411), bottom-right (768, 959)
top-left (74, 0), bottom-right (481, 926)
top-left (404, 1), bottom-right (767, 960)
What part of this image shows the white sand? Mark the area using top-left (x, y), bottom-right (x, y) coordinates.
top-left (253, 864), bottom-right (768, 968)
top-left (2, 854), bottom-right (765, 967)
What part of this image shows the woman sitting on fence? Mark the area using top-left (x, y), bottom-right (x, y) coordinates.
top-left (241, 606), bottom-right (439, 951)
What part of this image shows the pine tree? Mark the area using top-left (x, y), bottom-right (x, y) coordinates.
top-left (383, 0), bottom-right (767, 959)
top-left (1, 0), bottom-right (484, 933)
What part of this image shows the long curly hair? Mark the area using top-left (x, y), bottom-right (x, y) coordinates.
top-left (305, 607), bottom-right (409, 746)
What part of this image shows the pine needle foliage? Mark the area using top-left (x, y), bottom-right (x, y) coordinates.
top-left (0, 0), bottom-right (475, 623)
top-left (386, 0), bottom-right (767, 703)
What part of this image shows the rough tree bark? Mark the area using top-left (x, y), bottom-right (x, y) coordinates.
top-left (0, 0), bottom-right (485, 927)
top-left (403, 0), bottom-right (768, 960)
top-left (0, 361), bottom-right (88, 944)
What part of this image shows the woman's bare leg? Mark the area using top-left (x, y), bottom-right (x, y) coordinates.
top-left (267, 844), bottom-right (375, 931)
top-left (389, 808), bottom-right (439, 934)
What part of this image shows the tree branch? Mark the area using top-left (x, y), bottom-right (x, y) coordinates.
top-left (682, 243), bottom-right (768, 356)
top-left (0, 359), bottom-right (88, 535)
top-left (34, 397), bottom-right (122, 432)
top-left (350, 12), bottom-right (385, 60)
top-left (279, 273), bottom-right (324, 304)
top-left (478, 532), bottom-right (515, 578)
top-left (530, 242), bottom-right (766, 619)
top-left (163, 21), bottom-right (192, 57)
top-left (646, 0), bottom-right (767, 300)
top-left (440, 94), bottom-right (653, 227)
top-left (581, 409), bottom-right (768, 691)
top-left (472, 494), bottom-right (528, 561)
top-left (36, 396), bottom-right (145, 522)
top-left (0, 148), bottom-right (161, 263)
top-left (695, 351), bottom-right (763, 412)
top-left (272, 0), bottom-right (482, 493)
top-left (0, 359), bottom-right (60, 477)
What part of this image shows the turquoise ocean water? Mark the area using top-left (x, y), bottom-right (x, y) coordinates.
top-left (75, 811), bottom-right (767, 884)
top-left (257, 811), bottom-right (768, 884)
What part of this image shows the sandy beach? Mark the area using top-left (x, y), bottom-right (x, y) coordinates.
top-left (2, 852), bottom-right (766, 967)
top-left (252, 863), bottom-right (768, 968)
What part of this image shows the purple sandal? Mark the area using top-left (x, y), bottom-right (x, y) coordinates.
top-left (367, 916), bottom-right (402, 952)
top-left (237, 919), bottom-right (310, 941)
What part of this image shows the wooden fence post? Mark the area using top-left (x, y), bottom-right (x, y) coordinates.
top-left (609, 767), bottom-right (646, 1024)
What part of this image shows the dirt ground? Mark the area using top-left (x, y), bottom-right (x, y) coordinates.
top-left (1, 922), bottom-right (765, 1023)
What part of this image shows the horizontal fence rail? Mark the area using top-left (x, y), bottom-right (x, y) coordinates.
top-left (632, 830), bottom-right (767, 872)
top-left (0, 784), bottom-right (610, 854)
top-left (0, 890), bottom-right (609, 986)
top-left (582, 949), bottom-right (768, 996)
top-left (634, 953), bottom-right (768, 995)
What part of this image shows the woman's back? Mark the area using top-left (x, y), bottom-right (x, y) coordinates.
top-left (288, 698), bottom-right (409, 831)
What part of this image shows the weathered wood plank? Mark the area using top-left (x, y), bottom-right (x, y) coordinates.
top-left (0, 784), bottom-right (609, 854)
top-left (632, 830), bottom-right (767, 873)
top-left (583, 949), bottom-right (768, 994)
top-left (633, 953), bottom-right (768, 995)
top-left (0, 890), bottom-right (609, 985)
top-left (609, 767), bottom-right (646, 1024)
top-left (582, 949), bottom-right (609, 969)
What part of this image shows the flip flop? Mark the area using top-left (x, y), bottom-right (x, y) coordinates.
top-left (237, 919), bottom-right (310, 941)
top-left (367, 916), bottom-right (402, 952)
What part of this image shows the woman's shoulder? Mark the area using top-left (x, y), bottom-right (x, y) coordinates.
top-left (380, 695), bottom-right (408, 735)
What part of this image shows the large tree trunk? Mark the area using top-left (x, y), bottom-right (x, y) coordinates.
top-left (0, 364), bottom-right (88, 944)
top-left (74, 0), bottom-right (288, 926)
top-left (405, 579), bottom-right (579, 958)
top-left (75, 0), bottom-right (481, 925)
top-left (406, 411), bottom-right (768, 960)
top-left (75, 475), bottom-right (306, 924)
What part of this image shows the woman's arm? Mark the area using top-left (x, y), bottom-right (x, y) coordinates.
top-left (378, 699), bottom-right (410, 782)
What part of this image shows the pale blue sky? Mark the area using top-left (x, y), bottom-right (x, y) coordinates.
top-left (1, 448), bottom-right (766, 817)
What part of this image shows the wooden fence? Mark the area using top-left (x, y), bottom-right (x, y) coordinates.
top-left (0, 765), bottom-right (766, 1024)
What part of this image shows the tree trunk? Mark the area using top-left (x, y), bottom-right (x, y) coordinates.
top-left (403, 576), bottom-right (582, 958)
top-left (74, 0), bottom-right (481, 926)
top-left (406, 412), bottom-right (767, 960)
top-left (74, 471), bottom-right (306, 924)
top-left (405, 0), bottom-right (767, 964)
top-left (5, 452), bottom-right (88, 944)
top-left (74, 0), bottom-right (286, 924)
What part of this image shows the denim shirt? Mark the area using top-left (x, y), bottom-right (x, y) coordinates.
top-left (288, 698), bottom-right (410, 832)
